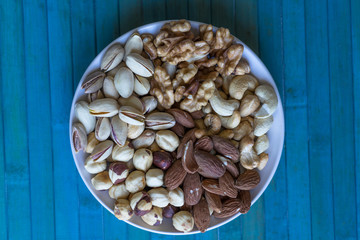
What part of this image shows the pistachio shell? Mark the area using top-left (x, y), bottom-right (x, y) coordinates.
top-left (119, 106), bottom-right (145, 126)
top-left (81, 70), bottom-right (105, 93)
top-left (145, 112), bottom-right (175, 130)
top-left (95, 117), bottom-right (111, 141)
top-left (103, 76), bottom-right (120, 99)
top-left (127, 124), bottom-right (145, 139)
top-left (72, 123), bottom-right (87, 153)
top-left (114, 67), bottom-right (134, 98)
top-left (89, 98), bottom-right (119, 117)
top-left (134, 75), bottom-right (150, 96)
top-left (89, 140), bottom-right (113, 162)
top-left (125, 53), bottom-right (154, 77)
top-left (111, 115), bottom-right (128, 147)
top-left (74, 101), bottom-right (96, 134)
top-left (125, 32), bottom-right (143, 58)
top-left (141, 96), bottom-right (158, 114)
top-left (88, 90), bottom-right (104, 102)
top-left (101, 43), bottom-right (125, 72)
top-left (118, 95), bottom-right (144, 113)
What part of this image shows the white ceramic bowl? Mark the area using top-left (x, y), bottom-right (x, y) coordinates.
top-left (69, 20), bottom-right (284, 235)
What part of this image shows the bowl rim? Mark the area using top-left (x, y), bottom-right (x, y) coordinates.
top-left (69, 19), bottom-right (285, 235)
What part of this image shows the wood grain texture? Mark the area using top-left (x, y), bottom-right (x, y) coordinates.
top-left (328, 0), bottom-right (357, 239)
top-left (0, 0), bottom-right (32, 239)
top-left (47, 0), bottom-right (80, 239)
top-left (305, 0), bottom-right (335, 239)
top-left (350, 0), bottom-right (360, 238)
top-left (23, 0), bottom-right (56, 239)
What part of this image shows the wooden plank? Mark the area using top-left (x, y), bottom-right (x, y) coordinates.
top-left (22, 0), bottom-right (55, 239)
top-left (304, 0), bottom-right (335, 239)
top-left (234, 0), bottom-right (259, 53)
top-left (47, 0), bottom-right (80, 238)
top-left (211, 0), bottom-right (235, 32)
top-left (165, 0), bottom-right (188, 20)
top-left (282, 0), bottom-right (312, 239)
top-left (257, 1), bottom-right (288, 240)
top-left (70, 0), bottom-right (104, 239)
top-left (120, 0), bottom-right (143, 33)
top-left (0, 0), bottom-right (32, 239)
top-left (328, 0), bottom-right (357, 239)
top-left (350, 0), bottom-right (360, 238)
top-left (188, 0), bottom-right (210, 23)
top-left (95, 0), bottom-right (120, 52)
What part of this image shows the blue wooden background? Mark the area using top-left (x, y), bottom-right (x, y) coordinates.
top-left (0, 0), bottom-right (359, 239)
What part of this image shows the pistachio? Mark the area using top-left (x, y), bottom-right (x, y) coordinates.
top-left (72, 123), bottom-right (87, 153)
top-left (103, 76), bottom-right (120, 99)
top-left (110, 115), bottom-right (128, 147)
top-left (89, 98), bottom-right (119, 117)
top-left (141, 96), bottom-right (158, 114)
top-left (88, 90), bottom-right (104, 102)
top-left (95, 117), bottom-right (111, 141)
top-left (114, 67), bottom-right (135, 98)
top-left (89, 140), bottom-right (113, 162)
top-left (126, 53), bottom-right (154, 77)
top-left (101, 43), bottom-right (125, 72)
top-left (107, 62), bottom-right (126, 77)
top-left (134, 75), bottom-right (150, 96)
top-left (81, 70), bottom-right (105, 93)
top-left (119, 106), bottom-right (145, 125)
top-left (74, 101), bottom-right (96, 134)
top-left (131, 130), bottom-right (155, 149)
top-left (118, 95), bottom-right (144, 113)
top-left (145, 112), bottom-right (175, 130)
top-left (124, 32), bottom-right (143, 58)
top-left (127, 124), bottom-right (145, 139)
top-left (84, 156), bottom-right (106, 174)
top-left (85, 132), bottom-right (99, 153)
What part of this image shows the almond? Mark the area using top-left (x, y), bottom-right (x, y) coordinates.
top-left (182, 140), bottom-right (198, 174)
top-left (202, 179), bottom-right (226, 196)
top-left (170, 122), bottom-right (185, 137)
top-left (238, 190), bottom-right (251, 214)
top-left (194, 150), bottom-right (226, 178)
top-left (190, 110), bottom-right (205, 119)
top-left (193, 198), bottom-right (210, 233)
top-left (194, 136), bottom-right (213, 151)
top-left (217, 155), bottom-right (239, 178)
top-left (213, 198), bottom-right (241, 218)
top-left (177, 129), bottom-right (197, 159)
top-left (164, 160), bottom-right (187, 190)
top-left (212, 135), bottom-right (240, 162)
top-left (183, 173), bottom-right (203, 205)
top-left (205, 191), bottom-right (222, 213)
top-left (219, 171), bottom-right (238, 198)
top-left (167, 108), bottom-right (195, 128)
top-left (235, 170), bottom-right (260, 190)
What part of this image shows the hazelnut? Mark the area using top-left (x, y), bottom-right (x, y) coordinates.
top-left (91, 171), bottom-right (113, 190)
top-left (148, 187), bottom-right (169, 208)
top-left (145, 168), bottom-right (164, 187)
top-left (108, 183), bottom-right (130, 199)
top-left (141, 207), bottom-right (163, 226)
top-left (112, 141), bottom-right (134, 162)
top-left (125, 170), bottom-right (146, 193)
top-left (152, 151), bottom-right (173, 170)
top-left (172, 211), bottom-right (194, 233)
top-left (133, 148), bottom-right (153, 172)
top-left (168, 187), bottom-right (185, 207)
top-left (129, 191), bottom-right (152, 216)
top-left (84, 156), bottom-right (106, 174)
top-left (162, 204), bottom-right (178, 218)
top-left (155, 130), bottom-right (180, 152)
top-left (109, 162), bottom-right (129, 184)
top-left (114, 199), bottom-right (133, 220)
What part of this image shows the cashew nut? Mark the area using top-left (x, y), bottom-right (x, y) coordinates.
top-left (209, 90), bottom-right (240, 116)
top-left (239, 136), bottom-right (259, 169)
top-left (229, 75), bottom-right (259, 100)
top-left (254, 115), bottom-right (273, 137)
top-left (194, 119), bottom-right (206, 129)
top-left (258, 152), bottom-right (269, 170)
top-left (254, 84), bottom-right (278, 118)
top-left (202, 103), bottom-right (212, 114)
top-left (233, 121), bottom-right (252, 141)
top-left (218, 129), bottom-right (234, 139)
top-left (222, 75), bottom-right (233, 94)
top-left (219, 111), bottom-right (241, 129)
top-left (204, 114), bottom-right (221, 135)
top-left (240, 94), bottom-right (260, 117)
top-left (254, 135), bottom-right (269, 154)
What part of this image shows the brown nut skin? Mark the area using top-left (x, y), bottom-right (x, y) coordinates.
top-left (108, 162), bottom-right (129, 184)
top-left (194, 150), bottom-right (226, 178)
top-left (167, 108), bottom-right (195, 128)
top-left (153, 151), bottom-right (173, 170)
top-left (190, 110), bottom-right (205, 119)
top-left (183, 173), bottom-right (203, 206)
top-left (194, 136), bottom-right (213, 151)
top-left (164, 160), bottom-right (187, 190)
top-left (235, 169), bottom-right (260, 190)
top-left (170, 122), bottom-right (185, 137)
top-left (163, 204), bottom-right (179, 218)
top-left (212, 135), bottom-right (240, 162)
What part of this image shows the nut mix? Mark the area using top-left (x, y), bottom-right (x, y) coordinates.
top-left (72, 20), bottom-right (278, 233)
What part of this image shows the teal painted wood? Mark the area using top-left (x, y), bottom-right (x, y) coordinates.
top-left (304, 0), bottom-right (335, 239)
top-left (47, 0), bottom-right (80, 239)
top-left (211, 0), bottom-right (235, 32)
top-left (23, 0), bottom-right (56, 239)
top-left (70, 0), bottom-right (105, 239)
top-left (328, 0), bottom-right (357, 239)
top-left (350, 0), bottom-right (360, 238)
top-left (0, 0), bottom-right (32, 239)
top-left (119, 0), bottom-right (143, 33)
top-left (165, 0), bottom-right (188, 19)
top-left (257, 1), bottom-right (289, 239)
top-left (283, 0), bottom-right (312, 239)
top-left (188, 0), bottom-right (211, 23)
